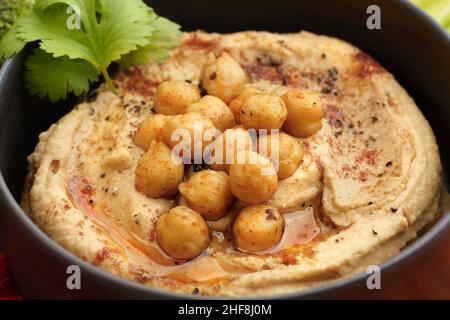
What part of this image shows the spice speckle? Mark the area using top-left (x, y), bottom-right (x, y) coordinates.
top-left (209, 72), bottom-right (217, 80)
top-left (265, 208), bottom-right (277, 220)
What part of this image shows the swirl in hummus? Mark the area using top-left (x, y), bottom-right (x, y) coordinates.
top-left (21, 31), bottom-right (442, 297)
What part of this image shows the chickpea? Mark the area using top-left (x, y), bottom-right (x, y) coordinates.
top-left (154, 81), bottom-right (201, 115)
top-left (200, 53), bottom-right (246, 103)
top-left (240, 93), bottom-right (287, 130)
top-left (232, 205), bottom-right (285, 253)
top-left (186, 95), bottom-right (235, 131)
top-left (258, 132), bottom-right (303, 179)
top-left (156, 206), bottom-right (210, 260)
top-left (179, 170), bottom-right (234, 221)
top-left (229, 150), bottom-right (278, 204)
top-left (184, 164), bottom-right (208, 180)
top-left (281, 89), bottom-right (325, 138)
top-left (161, 113), bottom-right (218, 161)
top-left (133, 114), bottom-right (169, 151)
top-left (228, 87), bottom-right (262, 121)
top-left (208, 127), bottom-right (255, 172)
top-left (135, 141), bottom-right (184, 198)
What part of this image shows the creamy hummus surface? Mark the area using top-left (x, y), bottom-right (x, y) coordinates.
top-left (21, 31), bottom-right (442, 297)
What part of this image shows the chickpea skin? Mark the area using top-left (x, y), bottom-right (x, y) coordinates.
top-left (157, 206), bottom-right (210, 260)
top-left (229, 150), bottom-right (278, 204)
top-left (184, 164), bottom-right (208, 180)
top-left (135, 141), bottom-right (184, 198)
top-left (154, 80), bottom-right (201, 115)
top-left (186, 95), bottom-right (235, 131)
top-left (200, 53), bottom-right (247, 103)
top-left (228, 87), bottom-right (262, 121)
top-left (179, 170), bottom-right (234, 221)
top-left (282, 89), bottom-right (325, 138)
top-left (133, 114), bottom-right (169, 151)
top-left (232, 205), bottom-right (285, 253)
top-left (208, 127), bottom-right (255, 172)
top-left (258, 132), bottom-right (304, 179)
top-left (240, 93), bottom-right (287, 130)
top-left (161, 113), bottom-right (218, 161)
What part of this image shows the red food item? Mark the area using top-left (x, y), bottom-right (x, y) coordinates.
top-left (0, 253), bottom-right (22, 300)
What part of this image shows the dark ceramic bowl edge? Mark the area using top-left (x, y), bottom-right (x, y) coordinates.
top-left (0, 0), bottom-right (449, 299)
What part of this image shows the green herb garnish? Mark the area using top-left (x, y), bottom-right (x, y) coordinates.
top-left (0, 0), bottom-right (35, 39)
top-left (411, 0), bottom-right (450, 32)
top-left (0, 0), bottom-right (181, 101)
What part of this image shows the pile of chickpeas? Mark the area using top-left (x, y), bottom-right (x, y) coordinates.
top-left (133, 52), bottom-right (325, 260)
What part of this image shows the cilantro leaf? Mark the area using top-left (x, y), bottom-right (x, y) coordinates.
top-left (15, 4), bottom-right (94, 63)
top-left (27, 0), bottom-right (156, 70)
top-left (0, 23), bottom-right (27, 61)
top-left (25, 48), bottom-right (99, 102)
top-left (0, 0), bottom-right (35, 39)
top-left (0, 0), bottom-right (181, 101)
top-left (121, 15), bottom-right (181, 66)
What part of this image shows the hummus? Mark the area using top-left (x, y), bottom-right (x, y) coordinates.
top-left (21, 31), bottom-right (442, 297)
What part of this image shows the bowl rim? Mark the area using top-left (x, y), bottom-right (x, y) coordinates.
top-left (0, 0), bottom-right (449, 300)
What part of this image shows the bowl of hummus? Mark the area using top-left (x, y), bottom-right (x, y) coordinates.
top-left (0, 0), bottom-right (449, 299)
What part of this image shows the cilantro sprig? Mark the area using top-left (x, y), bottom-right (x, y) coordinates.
top-left (0, 0), bottom-right (181, 101)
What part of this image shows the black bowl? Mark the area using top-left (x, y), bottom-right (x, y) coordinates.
top-left (0, 0), bottom-right (449, 299)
